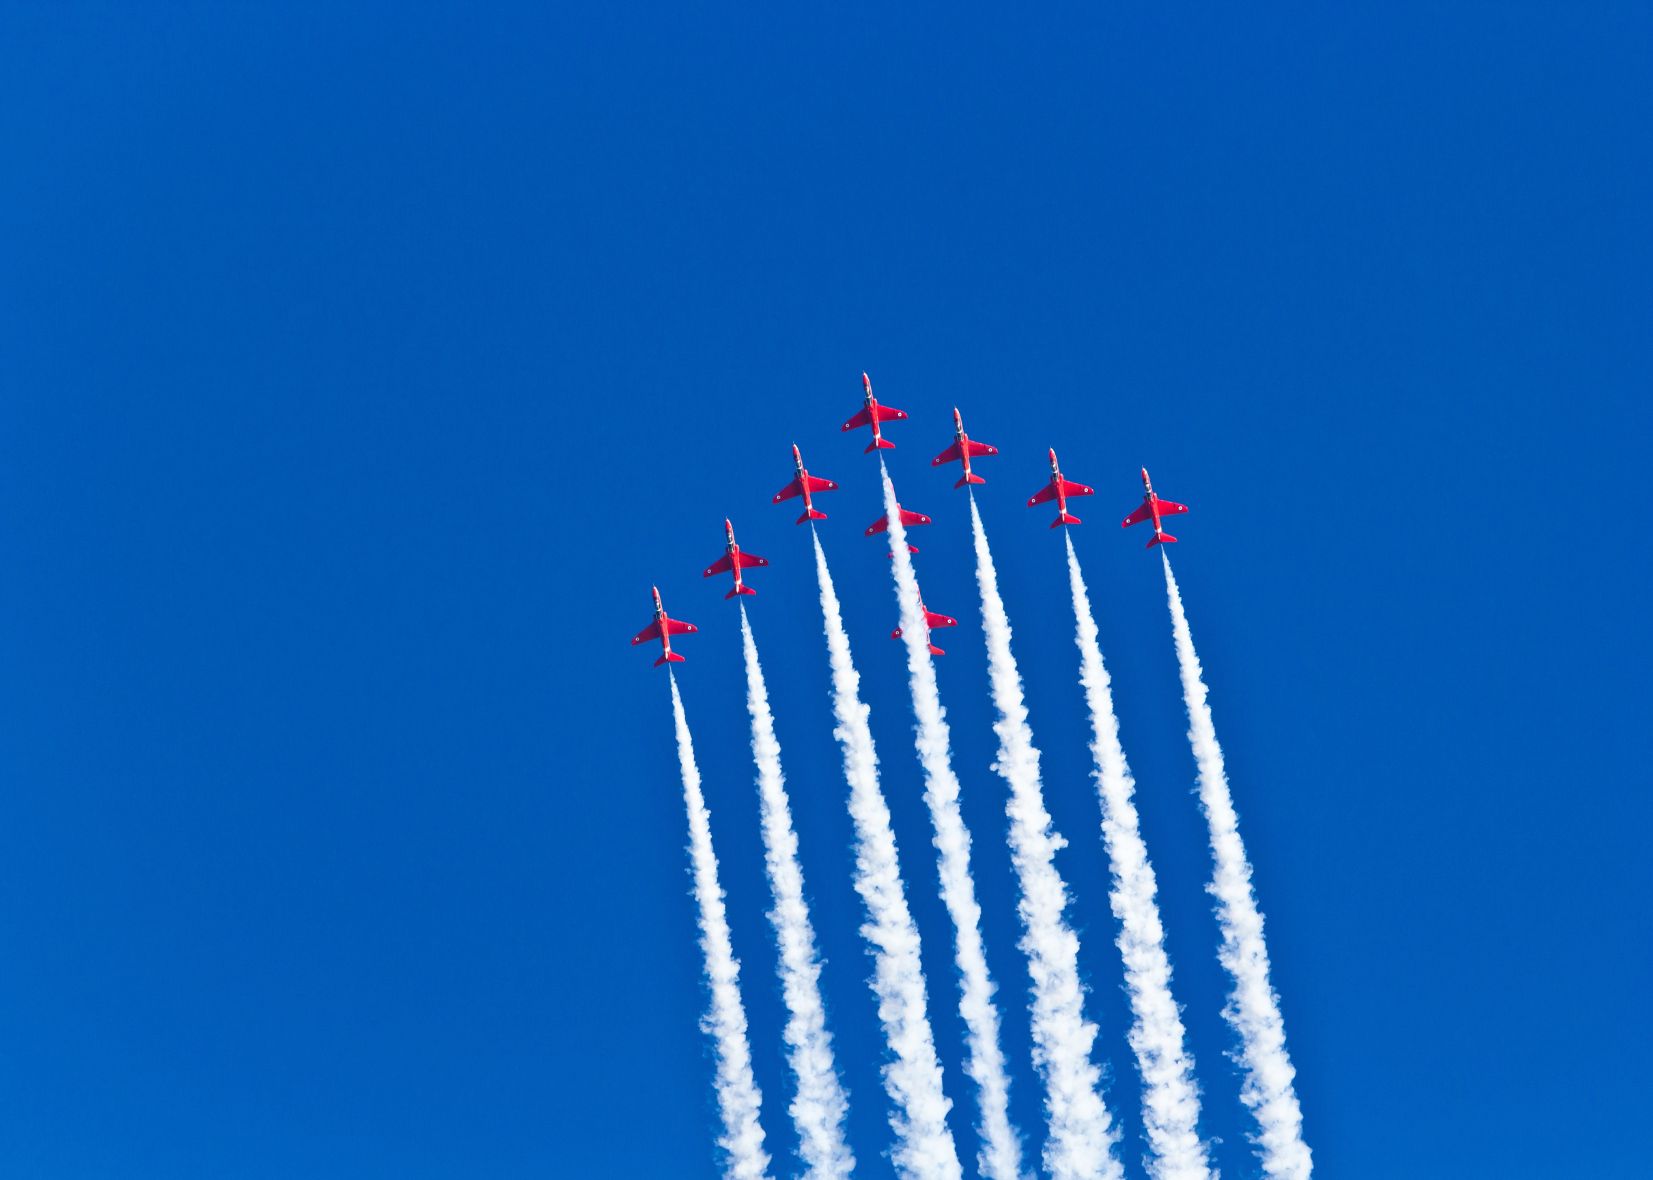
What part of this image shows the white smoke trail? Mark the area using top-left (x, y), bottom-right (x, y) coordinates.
top-left (668, 673), bottom-right (774, 1180)
top-left (966, 496), bottom-right (1121, 1180)
top-left (879, 467), bottom-right (1028, 1180)
top-left (1161, 554), bottom-right (1312, 1179)
top-left (737, 607), bottom-right (855, 1179)
top-left (1064, 534), bottom-right (1211, 1180)
top-left (808, 532), bottom-right (964, 1180)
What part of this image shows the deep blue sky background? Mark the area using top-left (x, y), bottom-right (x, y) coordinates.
top-left (3, 5), bottom-right (1650, 1177)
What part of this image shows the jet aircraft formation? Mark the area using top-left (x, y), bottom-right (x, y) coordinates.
top-left (631, 371), bottom-right (1189, 663)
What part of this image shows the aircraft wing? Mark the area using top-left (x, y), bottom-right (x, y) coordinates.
top-left (733, 552), bottom-right (768, 569)
top-left (665, 618), bottom-right (698, 637)
top-left (1156, 499), bottom-right (1189, 516)
top-left (1121, 502), bottom-right (1154, 528)
top-left (702, 554), bottom-right (734, 577)
top-left (898, 508), bottom-right (931, 527)
top-left (873, 404), bottom-right (909, 424)
top-left (1028, 482), bottom-right (1058, 506)
top-left (925, 610), bottom-right (958, 629)
top-left (631, 621), bottom-right (662, 645)
top-left (965, 440), bottom-right (998, 457)
top-left (1060, 479), bottom-right (1094, 499)
top-left (932, 441), bottom-right (964, 466)
top-left (803, 474), bottom-right (838, 494)
top-left (841, 407), bottom-right (873, 432)
top-left (772, 477), bottom-right (805, 503)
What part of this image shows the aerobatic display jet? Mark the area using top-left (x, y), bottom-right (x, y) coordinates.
top-left (1027, 448), bottom-right (1094, 527)
top-left (702, 520), bottom-right (769, 598)
top-left (772, 444), bottom-right (839, 524)
top-left (841, 372), bottom-right (908, 452)
top-left (1121, 467), bottom-right (1189, 548)
top-left (931, 408), bottom-right (998, 487)
top-left (631, 586), bottom-right (698, 667)
top-left (865, 504), bottom-right (932, 556)
top-left (891, 583), bottom-right (957, 657)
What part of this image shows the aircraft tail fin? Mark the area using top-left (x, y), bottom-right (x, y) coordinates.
top-left (797, 508), bottom-right (828, 525)
top-left (654, 652), bottom-right (687, 667)
top-left (928, 644), bottom-right (945, 657)
top-left (1051, 511), bottom-right (1083, 528)
top-left (956, 473), bottom-right (987, 488)
top-left (1147, 531), bottom-right (1177, 548)
top-left (864, 438), bottom-right (897, 453)
top-left (724, 585), bottom-right (758, 600)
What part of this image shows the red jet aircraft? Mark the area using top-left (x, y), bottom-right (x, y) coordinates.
top-left (1121, 467), bottom-right (1189, 547)
top-left (891, 583), bottom-right (958, 657)
top-left (931, 408), bottom-right (999, 487)
top-left (772, 444), bottom-right (839, 524)
top-left (702, 519), bottom-right (769, 598)
top-left (865, 504), bottom-right (932, 556)
top-left (1027, 449), bottom-right (1094, 527)
top-left (631, 586), bottom-right (698, 667)
top-left (841, 372), bottom-right (908, 452)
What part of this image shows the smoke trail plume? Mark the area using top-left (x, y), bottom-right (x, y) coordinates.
top-left (738, 607), bottom-right (855, 1179)
top-left (1161, 554), bottom-right (1312, 1179)
top-left (966, 496), bottom-right (1121, 1180)
top-left (808, 532), bottom-right (963, 1180)
top-left (1064, 534), bottom-right (1211, 1180)
top-left (668, 673), bottom-right (774, 1180)
top-left (879, 467), bottom-right (1027, 1180)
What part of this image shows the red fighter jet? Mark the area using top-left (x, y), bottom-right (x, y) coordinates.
top-left (1027, 448), bottom-right (1095, 527)
top-left (865, 504), bottom-right (932, 556)
top-left (702, 519), bottom-right (769, 598)
top-left (931, 408), bottom-right (999, 488)
top-left (772, 444), bottom-right (839, 524)
top-left (841, 372), bottom-right (909, 453)
top-left (1121, 467), bottom-right (1189, 548)
top-left (891, 582), bottom-right (958, 657)
top-left (631, 586), bottom-right (698, 667)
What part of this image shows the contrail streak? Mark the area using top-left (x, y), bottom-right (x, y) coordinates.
top-left (966, 497), bottom-right (1122, 1180)
top-left (808, 532), bottom-right (963, 1180)
top-left (738, 607), bottom-right (855, 1179)
top-left (1064, 534), bottom-right (1211, 1180)
top-left (668, 673), bottom-right (773, 1180)
top-left (1161, 554), bottom-right (1312, 1179)
top-left (879, 466), bottom-right (1028, 1180)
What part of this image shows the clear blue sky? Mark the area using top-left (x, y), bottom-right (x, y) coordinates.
top-left (3, 5), bottom-right (1649, 1177)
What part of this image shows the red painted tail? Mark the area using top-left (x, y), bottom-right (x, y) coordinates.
top-left (1147, 531), bottom-right (1177, 548)
top-left (654, 652), bottom-right (686, 667)
top-left (956, 473), bottom-right (986, 488)
top-left (865, 438), bottom-right (897, 453)
top-left (797, 508), bottom-right (828, 525)
top-left (928, 644), bottom-right (945, 657)
top-left (724, 585), bottom-right (758, 599)
top-left (1051, 511), bottom-right (1082, 528)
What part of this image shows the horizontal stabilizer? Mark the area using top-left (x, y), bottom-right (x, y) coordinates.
top-left (956, 473), bottom-right (986, 488)
top-left (864, 438), bottom-right (897, 453)
top-left (797, 508), bottom-right (828, 525)
top-left (1051, 511), bottom-right (1082, 528)
top-left (724, 585), bottom-right (758, 599)
top-left (654, 652), bottom-right (686, 667)
top-left (928, 644), bottom-right (945, 657)
top-left (1147, 531), bottom-right (1177, 548)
